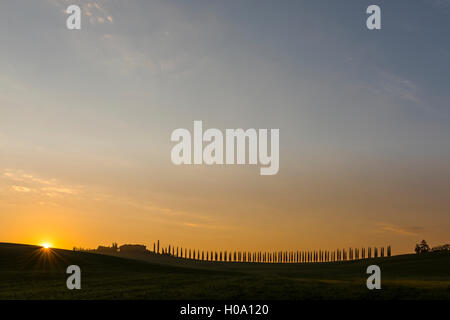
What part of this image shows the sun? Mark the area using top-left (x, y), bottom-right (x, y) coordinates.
top-left (41, 242), bottom-right (52, 249)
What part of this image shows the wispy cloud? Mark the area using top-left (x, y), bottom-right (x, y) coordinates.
top-left (3, 169), bottom-right (80, 198)
top-left (376, 223), bottom-right (424, 236)
top-left (12, 185), bottom-right (32, 193)
top-left (48, 0), bottom-right (114, 25)
top-left (377, 70), bottom-right (422, 105)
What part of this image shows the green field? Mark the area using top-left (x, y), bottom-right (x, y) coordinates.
top-left (0, 243), bottom-right (449, 299)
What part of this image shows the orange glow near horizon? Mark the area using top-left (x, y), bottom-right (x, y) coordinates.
top-left (42, 242), bottom-right (51, 249)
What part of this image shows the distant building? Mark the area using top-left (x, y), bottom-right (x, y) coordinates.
top-left (119, 244), bottom-right (147, 254)
top-left (97, 245), bottom-right (118, 254)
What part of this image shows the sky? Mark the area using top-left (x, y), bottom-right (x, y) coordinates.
top-left (0, 0), bottom-right (449, 254)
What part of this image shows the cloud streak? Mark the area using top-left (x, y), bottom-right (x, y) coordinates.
top-left (3, 169), bottom-right (80, 198)
top-left (376, 223), bottom-right (424, 236)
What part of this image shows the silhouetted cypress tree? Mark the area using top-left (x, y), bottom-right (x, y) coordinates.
top-left (374, 247), bottom-right (378, 258)
top-left (381, 247), bottom-right (384, 257)
top-left (157, 240), bottom-right (160, 254)
top-left (368, 247), bottom-right (372, 258)
top-left (387, 245), bottom-right (391, 257)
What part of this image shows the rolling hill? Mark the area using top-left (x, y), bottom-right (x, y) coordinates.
top-left (0, 242), bottom-right (449, 299)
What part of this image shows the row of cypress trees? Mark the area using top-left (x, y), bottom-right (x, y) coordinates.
top-left (152, 241), bottom-right (392, 263)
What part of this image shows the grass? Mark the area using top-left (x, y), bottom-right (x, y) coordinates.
top-left (0, 242), bottom-right (449, 299)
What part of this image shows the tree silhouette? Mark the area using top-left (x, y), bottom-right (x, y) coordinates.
top-left (415, 240), bottom-right (430, 253)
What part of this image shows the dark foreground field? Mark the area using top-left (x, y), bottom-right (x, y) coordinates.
top-left (0, 243), bottom-right (449, 299)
